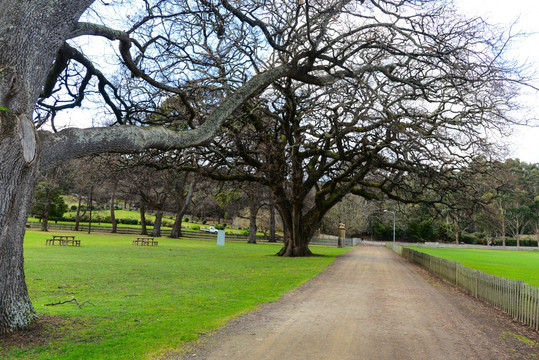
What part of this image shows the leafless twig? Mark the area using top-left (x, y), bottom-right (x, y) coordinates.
top-left (44, 298), bottom-right (94, 309)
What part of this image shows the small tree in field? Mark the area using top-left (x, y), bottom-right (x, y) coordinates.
top-left (30, 182), bottom-right (68, 231)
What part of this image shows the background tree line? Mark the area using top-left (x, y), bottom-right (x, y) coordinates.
top-left (31, 155), bottom-right (538, 247)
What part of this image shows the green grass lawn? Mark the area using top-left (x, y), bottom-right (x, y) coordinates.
top-left (2, 230), bottom-right (348, 359)
top-left (411, 247), bottom-right (539, 287)
top-left (62, 209), bottom-right (162, 223)
top-left (28, 214), bottom-right (266, 235)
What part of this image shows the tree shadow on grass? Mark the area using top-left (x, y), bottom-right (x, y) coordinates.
top-left (0, 315), bottom-right (66, 354)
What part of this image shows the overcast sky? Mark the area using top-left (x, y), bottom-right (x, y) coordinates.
top-left (454, 0), bottom-right (539, 163)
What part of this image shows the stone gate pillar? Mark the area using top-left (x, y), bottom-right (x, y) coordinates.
top-left (338, 223), bottom-right (346, 248)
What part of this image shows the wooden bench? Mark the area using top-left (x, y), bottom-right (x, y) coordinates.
top-left (132, 237), bottom-right (158, 246)
top-left (45, 235), bottom-right (80, 246)
top-left (62, 239), bottom-right (81, 246)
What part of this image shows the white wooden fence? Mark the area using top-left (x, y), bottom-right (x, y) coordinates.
top-left (387, 244), bottom-right (539, 331)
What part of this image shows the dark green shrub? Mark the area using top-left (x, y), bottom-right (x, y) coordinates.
top-left (504, 238), bottom-right (538, 247)
top-left (406, 217), bottom-right (435, 242)
top-left (460, 232), bottom-right (479, 244)
top-left (119, 218), bottom-right (138, 225)
top-left (436, 222), bottom-right (454, 242)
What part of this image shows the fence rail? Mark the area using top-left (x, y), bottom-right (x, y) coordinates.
top-left (27, 222), bottom-right (369, 247)
top-left (26, 222), bottom-right (287, 243)
top-left (387, 244), bottom-right (539, 331)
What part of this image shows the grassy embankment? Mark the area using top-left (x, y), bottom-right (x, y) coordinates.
top-left (411, 247), bottom-right (539, 287)
top-left (1, 230), bottom-right (348, 359)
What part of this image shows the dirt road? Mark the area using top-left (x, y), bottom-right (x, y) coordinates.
top-left (172, 245), bottom-right (539, 360)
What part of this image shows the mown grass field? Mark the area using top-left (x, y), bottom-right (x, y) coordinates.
top-left (63, 209), bottom-right (159, 221)
top-left (32, 209), bottom-right (263, 235)
top-left (2, 230), bottom-right (349, 359)
top-left (411, 247), bottom-right (539, 287)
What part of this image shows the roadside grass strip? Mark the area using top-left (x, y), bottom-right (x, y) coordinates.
top-left (411, 247), bottom-right (539, 287)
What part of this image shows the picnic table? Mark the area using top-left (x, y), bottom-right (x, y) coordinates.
top-left (132, 237), bottom-right (158, 246)
top-left (45, 235), bottom-right (80, 246)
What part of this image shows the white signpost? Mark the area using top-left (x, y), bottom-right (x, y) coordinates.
top-left (217, 230), bottom-right (225, 246)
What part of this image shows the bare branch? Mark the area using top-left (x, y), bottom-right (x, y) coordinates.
top-left (44, 298), bottom-right (94, 309)
top-left (39, 64), bottom-right (294, 170)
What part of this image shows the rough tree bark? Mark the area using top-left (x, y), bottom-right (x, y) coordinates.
top-left (502, 213), bottom-right (507, 247)
top-left (269, 201), bottom-right (276, 243)
top-left (0, 133), bottom-right (41, 334)
top-left (87, 186), bottom-right (93, 234)
top-left (248, 196), bottom-right (258, 244)
top-left (273, 191), bottom-right (329, 256)
top-left (143, 183), bottom-right (169, 238)
top-left (40, 188), bottom-right (52, 232)
top-left (170, 209), bottom-right (184, 238)
top-left (74, 193), bottom-right (83, 231)
top-left (139, 196), bottom-right (148, 236)
top-left (152, 210), bottom-right (163, 237)
top-left (110, 185), bottom-right (117, 233)
top-left (276, 205), bottom-right (318, 257)
top-left (515, 218), bottom-right (520, 248)
top-left (170, 179), bottom-right (195, 239)
top-left (0, 0), bottom-right (94, 334)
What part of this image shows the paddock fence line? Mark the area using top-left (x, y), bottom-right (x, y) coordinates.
top-left (310, 235), bottom-right (354, 247)
top-left (25, 222), bottom-right (286, 243)
top-left (28, 222), bottom-right (374, 247)
top-left (387, 243), bottom-right (539, 331)
top-left (310, 234), bottom-right (381, 247)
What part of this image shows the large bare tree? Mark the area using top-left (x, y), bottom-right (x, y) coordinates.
top-left (183, 2), bottom-right (527, 256)
top-left (0, 0), bottom-right (528, 332)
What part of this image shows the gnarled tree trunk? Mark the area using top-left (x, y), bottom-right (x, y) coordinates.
top-left (139, 197), bottom-right (148, 236)
top-left (0, 131), bottom-right (40, 333)
top-left (248, 196), bottom-right (258, 244)
top-left (170, 179), bottom-right (194, 239)
top-left (110, 186), bottom-right (117, 233)
top-left (152, 210), bottom-right (163, 237)
top-left (0, 0), bottom-right (92, 333)
top-left (276, 220), bottom-right (317, 257)
top-left (269, 201), bottom-right (276, 243)
top-left (276, 201), bottom-right (319, 257)
top-left (40, 189), bottom-right (51, 232)
top-left (170, 209), bottom-right (184, 239)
